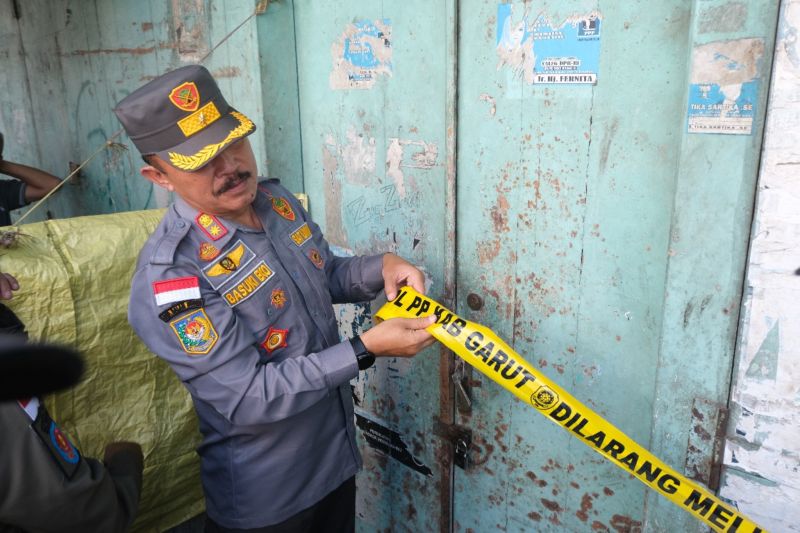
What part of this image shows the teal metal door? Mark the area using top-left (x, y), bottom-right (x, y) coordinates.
top-left (278, 1), bottom-right (457, 530)
top-left (263, 0), bottom-right (779, 531)
top-left (453, 1), bottom-right (778, 532)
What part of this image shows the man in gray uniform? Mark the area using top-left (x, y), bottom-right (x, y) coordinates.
top-left (115, 65), bottom-right (435, 532)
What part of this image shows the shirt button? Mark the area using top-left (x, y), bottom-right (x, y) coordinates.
top-left (176, 220), bottom-right (186, 228)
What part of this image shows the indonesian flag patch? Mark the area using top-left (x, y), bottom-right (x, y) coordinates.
top-left (153, 276), bottom-right (201, 306)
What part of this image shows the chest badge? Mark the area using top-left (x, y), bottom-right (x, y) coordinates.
top-left (170, 308), bottom-right (219, 355)
top-left (290, 223), bottom-right (312, 246)
top-left (199, 242), bottom-right (220, 261)
top-left (202, 240), bottom-right (256, 289)
top-left (271, 197), bottom-right (296, 221)
top-left (261, 327), bottom-right (288, 353)
top-left (195, 213), bottom-right (228, 241)
top-left (271, 288), bottom-right (287, 309)
top-left (308, 248), bottom-right (324, 269)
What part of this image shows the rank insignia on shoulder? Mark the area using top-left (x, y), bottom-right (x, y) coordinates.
top-left (308, 248), bottom-right (324, 269)
top-left (195, 213), bottom-right (228, 241)
top-left (153, 276), bottom-right (201, 306)
top-left (159, 299), bottom-right (204, 322)
top-left (271, 288), bottom-right (287, 309)
top-left (262, 327), bottom-right (288, 353)
top-left (271, 197), bottom-right (296, 221)
top-left (170, 308), bottom-right (219, 355)
top-left (199, 242), bottom-right (220, 261)
top-left (290, 223), bottom-right (312, 246)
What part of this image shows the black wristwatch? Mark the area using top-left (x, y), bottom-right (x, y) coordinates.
top-left (350, 335), bottom-right (375, 371)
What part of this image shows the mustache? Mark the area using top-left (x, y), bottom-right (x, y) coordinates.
top-left (214, 171), bottom-right (251, 196)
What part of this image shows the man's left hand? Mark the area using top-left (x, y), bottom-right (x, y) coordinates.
top-left (382, 253), bottom-right (425, 301)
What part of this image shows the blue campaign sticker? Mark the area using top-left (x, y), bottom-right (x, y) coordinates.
top-left (496, 4), bottom-right (601, 85)
top-left (687, 80), bottom-right (758, 135)
top-left (331, 19), bottom-right (392, 89)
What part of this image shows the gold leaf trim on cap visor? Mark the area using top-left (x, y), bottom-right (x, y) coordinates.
top-left (168, 111), bottom-right (254, 171)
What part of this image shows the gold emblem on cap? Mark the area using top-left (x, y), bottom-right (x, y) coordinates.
top-left (169, 111), bottom-right (254, 171)
top-left (177, 101), bottom-right (221, 137)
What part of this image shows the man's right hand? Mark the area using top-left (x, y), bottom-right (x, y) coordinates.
top-left (360, 315), bottom-right (437, 357)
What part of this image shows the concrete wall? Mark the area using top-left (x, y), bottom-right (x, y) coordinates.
top-left (721, 1), bottom-right (800, 531)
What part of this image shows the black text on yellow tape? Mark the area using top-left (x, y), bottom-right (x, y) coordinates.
top-left (376, 288), bottom-right (765, 533)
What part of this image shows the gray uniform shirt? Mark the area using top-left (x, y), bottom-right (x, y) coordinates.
top-left (128, 179), bottom-right (384, 529)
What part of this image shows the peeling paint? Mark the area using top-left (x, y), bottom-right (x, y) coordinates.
top-left (479, 93), bottom-right (496, 116)
top-left (722, 2), bottom-right (800, 530)
top-left (342, 127), bottom-right (377, 185)
top-left (386, 138), bottom-right (440, 199)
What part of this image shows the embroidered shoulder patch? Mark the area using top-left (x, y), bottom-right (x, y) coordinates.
top-left (271, 197), bottom-right (296, 221)
top-left (308, 248), bottom-right (324, 269)
top-left (195, 213), bottom-right (228, 241)
top-left (290, 223), bottom-right (312, 246)
top-left (202, 240), bottom-right (256, 290)
top-left (262, 327), bottom-right (288, 353)
top-left (153, 276), bottom-right (201, 306)
top-left (170, 308), bottom-right (219, 355)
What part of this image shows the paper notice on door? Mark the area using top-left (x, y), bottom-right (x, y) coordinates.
top-left (686, 38), bottom-right (765, 135)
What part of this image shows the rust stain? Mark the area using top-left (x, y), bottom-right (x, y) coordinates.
top-left (69, 42), bottom-right (178, 56)
top-left (525, 470), bottom-right (547, 487)
top-left (141, 22), bottom-right (153, 31)
top-left (528, 511), bottom-right (542, 522)
top-left (610, 514), bottom-right (643, 533)
top-left (592, 521), bottom-right (610, 531)
top-left (576, 493), bottom-right (594, 522)
top-left (603, 487), bottom-right (614, 496)
top-left (541, 498), bottom-right (563, 513)
top-left (476, 239), bottom-right (501, 264)
top-left (491, 193), bottom-right (510, 232)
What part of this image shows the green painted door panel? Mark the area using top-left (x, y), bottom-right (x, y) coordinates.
top-left (454, 1), bottom-right (777, 532)
top-left (290, 1), bottom-right (456, 530)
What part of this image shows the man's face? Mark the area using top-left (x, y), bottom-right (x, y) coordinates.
top-left (143, 138), bottom-right (259, 217)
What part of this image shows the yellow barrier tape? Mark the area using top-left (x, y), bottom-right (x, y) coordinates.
top-left (376, 287), bottom-right (765, 533)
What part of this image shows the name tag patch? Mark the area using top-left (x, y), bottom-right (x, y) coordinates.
top-left (202, 240), bottom-right (256, 289)
top-left (290, 223), bottom-right (312, 246)
top-left (222, 261), bottom-right (274, 306)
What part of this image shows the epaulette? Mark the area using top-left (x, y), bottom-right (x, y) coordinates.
top-left (150, 218), bottom-right (192, 265)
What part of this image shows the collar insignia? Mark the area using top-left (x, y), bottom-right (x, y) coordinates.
top-left (195, 213), bottom-right (228, 241)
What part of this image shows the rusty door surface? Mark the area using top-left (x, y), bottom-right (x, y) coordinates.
top-left (282, 1), bottom-right (458, 531)
top-left (452, 1), bottom-right (778, 532)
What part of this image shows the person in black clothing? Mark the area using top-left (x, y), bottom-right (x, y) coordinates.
top-left (0, 283), bottom-right (145, 532)
top-left (0, 132), bottom-right (61, 226)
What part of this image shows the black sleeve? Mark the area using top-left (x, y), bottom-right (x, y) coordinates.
top-left (0, 180), bottom-right (25, 211)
